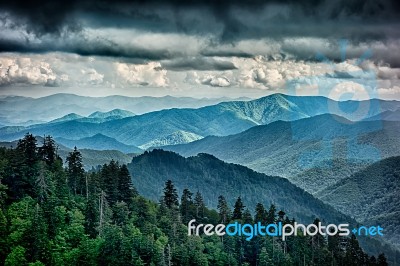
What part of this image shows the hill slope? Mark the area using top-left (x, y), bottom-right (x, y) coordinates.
top-left (128, 149), bottom-right (350, 224)
top-left (316, 156), bottom-right (400, 248)
top-left (56, 134), bottom-right (142, 153)
top-left (164, 114), bottom-right (400, 193)
top-left (127, 149), bottom-right (400, 259)
top-left (139, 130), bottom-right (203, 150)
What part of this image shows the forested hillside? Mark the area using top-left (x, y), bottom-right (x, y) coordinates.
top-left (317, 156), bottom-right (400, 248)
top-left (164, 114), bottom-right (400, 193)
top-left (0, 134), bottom-right (392, 265)
top-left (128, 149), bottom-right (351, 225)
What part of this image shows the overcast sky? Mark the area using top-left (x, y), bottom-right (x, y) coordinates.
top-left (0, 0), bottom-right (399, 99)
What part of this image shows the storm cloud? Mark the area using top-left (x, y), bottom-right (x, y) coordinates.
top-left (1, 0), bottom-right (400, 63)
top-left (0, 0), bottom-right (399, 99)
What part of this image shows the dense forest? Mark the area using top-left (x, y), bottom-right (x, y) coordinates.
top-left (0, 134), bottom-right (389, 265)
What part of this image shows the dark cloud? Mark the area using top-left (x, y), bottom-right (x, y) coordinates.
top-left (0, 35), bottom-right (177, 61)
top-left (162, 57), bottom-right (237, 71)
top-left (1, 0), bottom-right (399, 36)
top-left (0, 0), bottom-right (400, 64)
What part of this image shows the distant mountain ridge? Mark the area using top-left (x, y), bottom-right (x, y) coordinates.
top-left (56, 133), bottom-right (142, 153)
top-left (88, 109), bottom-right (135, 119)
top-left (49, 109), bottom-right (136, 124)
top-left (50, 113), bottom-right (84, 123)
top-left (1, 94), bottom-right (399, 150)
top-left (139, 130), bottom-right (203, 150)
top-left (163, 114), bottom-right (400, 192)
top-left (0, 93), bottom-right (250, 125)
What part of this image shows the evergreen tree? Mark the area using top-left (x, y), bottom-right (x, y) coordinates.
top-left (377, 253), bottom-right (388, 266)
top-left (118, 164), bottom-right (137, 204)
top-left (258, 247), bottom-right (272, 265)
top-left (66, 147), bottom-right (85, 195)
top-left (369, 255), bottom-right (377, 265)
top-left (101, 160), bottom-right (120, 205)
top-left (254, 203), bottom-right (267, 223)
top-left (85, 195), bottom-right (99, 238)
top-left (194, 191), bottom-right (205, 219)
top-left (163, 180), bottom-right (179, 209)
top-left (232, 196), bottom-right (245, 220)
top-left (344, 234), bottom-right (364, 265)
top-left (15, 133), bottom-right (38, 195)
top-left (243, 209), bottom-right (253, 224)
top-left (31, 204), bottom-right (49, 264)
top-left (217, 195), bottom-right (231, 224)
top-left (113, 201), bottom-right (129, 226)
top-left (34, 162), bottom-right (51, 204)
top-left (4, 246), bottom-right (27, 266)
top-left (38, 135), bottom-right (57, 166)
top-left (180, 188), bottom-right (193, 224)
top-left (266, 204), bottom-right (276, 224)
top-left (0, 208), bottom-right (8, 263)
top-left (16, 133), bottom-right (38, 167)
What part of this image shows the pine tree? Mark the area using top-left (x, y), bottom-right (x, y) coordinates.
top-left (277, 210), bottom-right (285, 222)
top-left (163, 180), bottom-right (178, 209)
top-left (16, 133), bottom-right (38, 167)
top-left (369, 255), bottom-right (377, 265)
top-left (85, 195), bottom-right (99, 238)
top-left (258, 247), bottom-right (272, 265)
top-left (194, 191), bottom-right (205, 219)
top-left (266, 204), bottom-right (276, 224)
top-left (377, 253), bottom-right (388, 266)
top-left (35, 162), bottom-right (51, 204)
top-left (4, 246), bottom-right (27, 266)
top-left (0, 208), bottom-right (8, 263)
top-left (15, 133), bottom-right (38, 195)
top-left (118, 164), bottom-right (137, 204)
top-left (243, 209), bottom-right (253, 224)
top-left (113, 201), bottom-right (129, 226)
top-left (232, 196), bottom-right (245, 220)
top-left (254, 203), bottom-right (267, 223)
top-left (217, 195), bottom-right (231, 224)
top-left (66, 147), bottom-right (85, 195)
top-left (101, 160), bottom-right (120, 205)
top-left (180, 188), bottom-right (193, 224)
top-left (345, 234), bottom-right (364, 265)
top-left (31, 204), bottom-right (49, 264)
top-left (38, 135), bottom-right (57, 166)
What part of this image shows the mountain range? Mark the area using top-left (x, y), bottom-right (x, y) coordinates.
top-left (50, 109), bottom-right (136, 124)
top-left (0, 93), bottom-right (250, 125)
top-left (163, 114), bottom-right (400, 193)
top-left (1, 94), bottom-right (399, 150)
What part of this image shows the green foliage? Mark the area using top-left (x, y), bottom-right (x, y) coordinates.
top-left (0, 135), bottom-right (395, 265)
top-left (233, 196), bottom-right (245, 220)
top-left (5, 246), bottom-right (27, 266)
top-left (163, 179), bottom-right (179, 209)
top-left (66, 147), bottom-right (85, 195)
